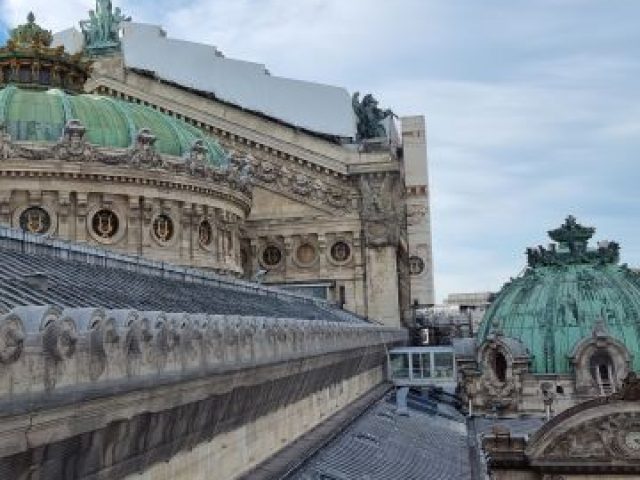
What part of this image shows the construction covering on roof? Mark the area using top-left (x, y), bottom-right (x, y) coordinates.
top-left (53, 23), bottom-right (358, 139)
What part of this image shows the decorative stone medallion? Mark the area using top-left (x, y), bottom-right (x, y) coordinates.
top-left (152, 214), bottom-right (174, 244)
top-left (198, 220), bottom-right (213, 248)
top-left (262, 245), bottom-right (282, 268)
top-left (19, 206), bottom-right (51, 234)
top-left (295, 243), bottom-right (317, 267)
top-left (92, 209), bottom-right (119, 239)
top-left (330, 241), bottom-right (351, 263)
top-left (409, 256), bottom-right (425, 275)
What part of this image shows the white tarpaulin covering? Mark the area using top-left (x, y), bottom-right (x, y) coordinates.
top-left (54, 23), bottom-right (357, 139)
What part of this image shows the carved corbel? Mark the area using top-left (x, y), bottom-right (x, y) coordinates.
top-left (129, 128), bottom-right (164, 168)
top-left (0, 313), bottom-right (26, 364)
top-left (54, 119), bottom-right (98, 162)
top-left (41, 311), bottom-right (78, 361)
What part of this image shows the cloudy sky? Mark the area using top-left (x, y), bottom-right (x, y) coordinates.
top-left (1, 1), bottom-right (638, 301)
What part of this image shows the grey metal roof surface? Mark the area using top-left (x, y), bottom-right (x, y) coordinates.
top-left (54, 23), bottom-right (357, 139)
top-left (288, 393), bottom-right (471, 480)
top-left (0, 247), bottom-right (363, 323)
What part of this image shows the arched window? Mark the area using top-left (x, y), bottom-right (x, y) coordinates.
top-left (589, 350), bottom-right (615, 395)
top-left (492, 351), bottom-right (508, 383)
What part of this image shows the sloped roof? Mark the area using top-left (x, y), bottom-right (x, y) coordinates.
top-left (0, 227), bottom-right (365, 323)
top-left (287, 392), bottom-right (471, 480)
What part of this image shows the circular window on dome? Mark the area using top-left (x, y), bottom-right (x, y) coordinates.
top-left (153, 214), bottom-right (174, 243)
top-left (409, 256), bottom-right (425, 275)
top-left (198, 220), bottom-right (213, 247)
top-left (330, 241), bottom-right (351, 263)
top-left (92, 209), bottom-right (119, 239)
top-left (19, 207), bottom-right (51, 234)
top-left (296, 243), bottom-right (317, 266)
top-left (262, 245), bottom-right (283, 267)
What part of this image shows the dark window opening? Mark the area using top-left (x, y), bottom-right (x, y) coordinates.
top-left (556, 385), bottom-right (564, 394)
top-left (339, 285), bottom-right (346, 308)
top-left (589, 350), bottom-right (616, 395)
top-left (492, 351), bottom-right (508, 383)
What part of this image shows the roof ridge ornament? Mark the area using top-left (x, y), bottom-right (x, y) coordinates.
top-left (80, 0), bottom-right (131, 55)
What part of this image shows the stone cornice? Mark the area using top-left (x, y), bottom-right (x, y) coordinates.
top-left (0, 162), bottom-right (252, 213)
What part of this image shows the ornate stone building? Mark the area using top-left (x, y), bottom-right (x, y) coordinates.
top-left (0, 6), bottom-right (435, 327)
top-left (455, 216), bottom-right (640, 415)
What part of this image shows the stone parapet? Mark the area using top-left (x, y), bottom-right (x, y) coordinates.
top-left (0, 305), bottom-right (406, 408)
top-left (0, 304), bottom-right (404, 479)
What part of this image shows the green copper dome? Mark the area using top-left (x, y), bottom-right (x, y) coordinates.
top-left (477, 216), bottom-right (640, 374)
top-left (0, 85), bottom-right (227, 165)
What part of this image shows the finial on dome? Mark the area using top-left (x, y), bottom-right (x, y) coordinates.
top-left (548, 215), bottom-right (595, 249)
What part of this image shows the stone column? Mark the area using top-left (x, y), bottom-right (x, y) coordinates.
top-left (365, 245), bottom-right (400, 327)
top-left (358, 173), bottom-right (403, 327)
top-left (401, 115), bottom-right (435, 306)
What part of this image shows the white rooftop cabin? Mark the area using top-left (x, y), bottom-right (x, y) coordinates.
top-left (388, 346), bottom-right (456, 388)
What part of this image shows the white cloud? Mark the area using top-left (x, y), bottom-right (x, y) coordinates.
top-left (1, 0), bottom-right (639, 301)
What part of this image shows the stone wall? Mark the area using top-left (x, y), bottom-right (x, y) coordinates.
top-left (0, 305), bottom-right (405, 479)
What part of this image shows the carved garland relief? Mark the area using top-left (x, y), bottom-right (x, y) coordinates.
top-left (252, 157), bottom-right (353, 213)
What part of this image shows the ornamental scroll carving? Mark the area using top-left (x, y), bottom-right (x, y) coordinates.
top-left (0, 122), bottom-right (252, 195)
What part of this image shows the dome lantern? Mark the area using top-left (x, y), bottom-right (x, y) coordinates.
top-left (0, 13), bottom-right (91, 93)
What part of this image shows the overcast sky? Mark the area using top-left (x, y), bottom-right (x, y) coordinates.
top-left (1, 1), bottom-right (639, 301)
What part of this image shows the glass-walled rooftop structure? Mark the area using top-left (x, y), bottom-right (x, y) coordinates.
top-left (388, 346), bottom-right (456, 387)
